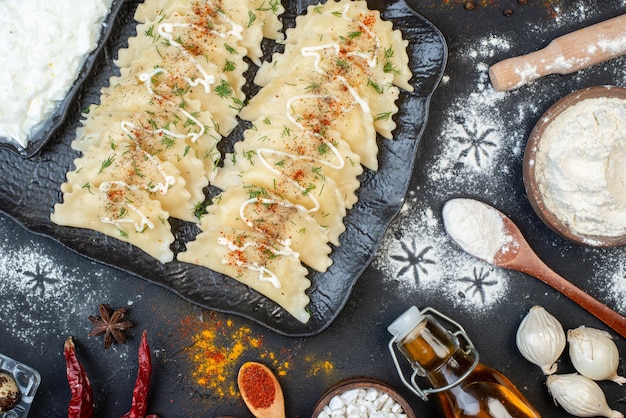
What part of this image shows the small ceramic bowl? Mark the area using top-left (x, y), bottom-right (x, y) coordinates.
top-left (523, 85), bottom-right (626, 247)
top-left (312, 377), bottom-right (416, 418)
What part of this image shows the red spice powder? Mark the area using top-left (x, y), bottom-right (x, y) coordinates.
top-left (178, 312), bottom-right (338, 400)
top-left (241, 364), bottom-right (276, 409)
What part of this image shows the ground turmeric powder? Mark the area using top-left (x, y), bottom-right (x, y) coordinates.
top-left (180, 312), bottom-right (336, 399)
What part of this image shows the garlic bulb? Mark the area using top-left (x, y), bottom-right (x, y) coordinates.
top-left (516, 306), bottom-right (565, 374)
top-left (546, 373), bottom-right (623, 418)
top-left (568, 326), bottom-right (626, 385)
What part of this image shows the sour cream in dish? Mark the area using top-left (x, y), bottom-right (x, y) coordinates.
top-left (0, 0), bottom-right (113, 148)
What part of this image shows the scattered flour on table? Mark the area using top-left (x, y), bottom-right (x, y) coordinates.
top-left (374, 35), bottom-right (523, 313)
top-left (594, 252), bottom-right (626, 315)
top-left (428, 35), bottom-right (530, 182)
top-left (0, 218), bottom-right (134, 351)
top-left (374, 11), bottom-right (626, 318)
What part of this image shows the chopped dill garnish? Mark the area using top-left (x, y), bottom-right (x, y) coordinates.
top-left (335, 58), bottom-right (350, 71)
top-left (98, 155), bottom-right (115, 174)
top-left (305, 82), bottom-right (320, 92)
top-left (193, 201), bottom-right (207, 219)
top-left (374, 111), bottom-right (392, 121)
top-left (248, 11), bottom-right (257, 27)
top-left (243, 149), bottom-right (257, 164)
top-left (303, 184), bottom-right (316, 196)
top-left (318, 143), bottom-right (330, 155)
top-left (162, 136), bottom-right (176, 150)
top-left (367, 78), bottom-right (383, 94)
top-left (223, 59), bottom-right (236, 72)
top-left (82, 183), bottom-right (94, 194)
top-left (224, 43), bottom-right (237, 55)
top-left (246, 185), bottom-right (269, 200)
top-left (256, 0), bottom-right (281, 13)
top-left (215, 79), bottom-right (233, 98)
top-left (144, 25), bottom-right (155, 38)
top-left (383, 46), bottom-right (401, 75)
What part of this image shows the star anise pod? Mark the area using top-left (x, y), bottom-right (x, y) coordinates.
top-left (88, 304), bottom-right (133, 349)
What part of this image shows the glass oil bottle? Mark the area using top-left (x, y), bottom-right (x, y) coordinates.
top-left (388, 306), bottom-right (541, 418)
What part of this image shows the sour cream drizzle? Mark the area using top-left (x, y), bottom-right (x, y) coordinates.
top-left (98, 144), bottom-right (176, 195)
top-left (99, 182), bottom-right (156, 232)
top-left (207, 11), bottom-right (244, 40)
top-left (341, 4), bottom-right (380, 68)
top-left (240, 197), bottom-right (311, 234)
top-left (157, 22), bottom-right (216, 94)
top-left (217, 237), bottom-right (299, 289)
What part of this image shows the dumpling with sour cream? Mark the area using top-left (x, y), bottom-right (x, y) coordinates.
top-left (242, 117), bottom-right (363, 209)
top-left (201, 186), bottom-right (334, 272)
top-left (254, 41), bottom-right (400, 140)
top-left (177, 225), bottom-right (311, 324)
top-left (51, 182), bottom-right (175, 264)
top-left (284, 0), bottom-right (413, 92)
top-left (66, 138), bottom-right (197, 223)
top-left (133, 0), bottom-right (285, 65)
top-left (113, 35), bottom-right (248, 137)
top-left (240, 71), bottom-right (378, 170)
top-left (234, 158), bottom-right (347, 246)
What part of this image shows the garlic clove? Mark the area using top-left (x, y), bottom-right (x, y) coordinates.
top-left (568, 326), bottom-right (626, 385)
top-left (516, 306), bottom-right (566, 374)
top-left (546, 373), bottom-right (623, 418)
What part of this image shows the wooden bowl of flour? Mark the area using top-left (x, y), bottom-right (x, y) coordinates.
top-left (523, 85), bottom-right (626, 247)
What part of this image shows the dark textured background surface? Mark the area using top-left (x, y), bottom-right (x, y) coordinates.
top-left (2, 1), bottom-right (626, 417)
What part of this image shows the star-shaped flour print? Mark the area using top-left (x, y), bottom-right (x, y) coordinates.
top-left (390, 240), bottom-right (436, 285)
top-left (457, 266), bottom-right (498, 303)
top-left (451, 116), bottom-right (496, 167)
top-left (22, 263), bottom-right (57, 297)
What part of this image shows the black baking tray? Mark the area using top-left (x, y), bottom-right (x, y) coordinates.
top-left (0, 0), bottom-right (447, 337)
top-left (0, 0), bottom-right (126, 158)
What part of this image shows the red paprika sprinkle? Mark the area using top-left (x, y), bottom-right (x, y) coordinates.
top-left (240, 364), bottom-right (275, 409)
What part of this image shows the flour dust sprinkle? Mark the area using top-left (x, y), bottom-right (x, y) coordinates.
top-left (0, 218), bottom-right (134, 350)
top-left (373, 23), bottom-right (626, 317)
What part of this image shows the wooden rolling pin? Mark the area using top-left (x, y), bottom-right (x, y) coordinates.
top-left (489, 14), bottom-right (626, 92)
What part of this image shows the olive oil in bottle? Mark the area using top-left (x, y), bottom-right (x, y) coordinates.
top-left (388, 306), bottom-right (541, 418)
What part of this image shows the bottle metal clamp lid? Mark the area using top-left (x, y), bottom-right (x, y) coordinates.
top-left (387, 306), bottom-right (479, 401)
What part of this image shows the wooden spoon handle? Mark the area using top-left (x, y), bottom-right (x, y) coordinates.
top-left (489, 14), bottom-right (626, 92)
top-left (523, 260), bottom-right (626, 338)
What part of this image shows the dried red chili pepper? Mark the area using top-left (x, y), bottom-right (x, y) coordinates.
top-left (64, 337), bottom-right (95, 418)
top-left (122, 330), bottom-right (159, 418)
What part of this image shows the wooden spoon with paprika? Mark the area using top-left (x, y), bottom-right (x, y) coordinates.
top-left (237, 362), bottom-right (285, 418)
